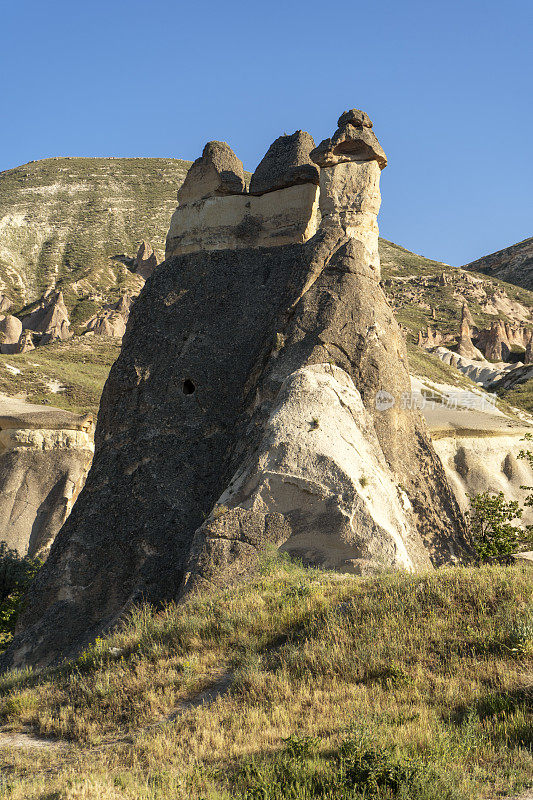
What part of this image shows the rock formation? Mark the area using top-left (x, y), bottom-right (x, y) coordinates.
top-left (21, 290), bottom-right (71, 344)
top-left (456, 305), bottom-right (484, 360)
top-left (166, 137), bottom-right (319, 257)
top-left (84, 293), bottom-right (135, 338)
top-left (249, 131), bottom-right (319, 195)
top-left (1, 109), bottom-right (469, 672)
top-left (0, 396), bottom-right (93, 559)
top-left (0, 294), bottom-right (12, 313)
top-left (16, 330), bottom-right (35, 353)
top-left (478, 319), bottom-right (511, 361)
top-left (0, 314), bottom-right (23, 354)
top-left (177, 141), bottom-right (245, 204)
top-left (133, 241), bottom-right (158, 280)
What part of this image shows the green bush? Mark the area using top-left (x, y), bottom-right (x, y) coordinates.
top-left (0, 542), bottom-right (41, 652)
top-left (233, 730), bottom-right (458, 800)
top-left (467, 491), bottom-right (533, 562)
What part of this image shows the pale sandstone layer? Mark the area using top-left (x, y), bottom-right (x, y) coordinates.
top-left (166, 183), bottom-right (320, 258)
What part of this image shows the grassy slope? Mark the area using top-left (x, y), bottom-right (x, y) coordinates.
top-left (0, 557), bottom-right (531, 799)
top-left (0, 157), bottom-right (191, 311)
top-left (0, 338), bottom-right (121, 415)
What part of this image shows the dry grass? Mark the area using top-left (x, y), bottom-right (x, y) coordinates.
top-left (0, 556), bottom-right (531, 798)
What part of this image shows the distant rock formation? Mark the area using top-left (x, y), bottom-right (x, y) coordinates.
top-left (0, 315), bottom-right (23, 354)
top-left (1, 109), bottom-right (469, 672)
top-left (478, 319), bottom-right (511, 361)
top-left (21, 290), bottom-right (71, 344)
top-left (84, 292), bottom-right (135, 338)
top-left (133, 241), bottom-right (159, 280)
top-left (456, 304), bottom-right (484, 360)
top-left (0, 396), bottom-right (93, 559)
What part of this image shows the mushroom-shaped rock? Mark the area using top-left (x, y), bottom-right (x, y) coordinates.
top-left (310, 109), bottom-right (387, 169)
top-left (177, 141), bottom-right (245, 204)
top-left (0, 315), bottom-right (23, 354)
top-left (134, 241), bottom-right (158, 280)
top-left (249, 130), bottom-right (319, 195)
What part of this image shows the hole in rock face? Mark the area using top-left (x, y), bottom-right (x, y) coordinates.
top-left (182, 379), bottom-right (195, 395)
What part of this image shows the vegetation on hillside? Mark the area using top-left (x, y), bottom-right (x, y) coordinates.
top-left (0, 157), bottom-right (191, 309)
top-left (0, 337), bottom-right (121, 415)
top-left (0, 556), bottom-right (531, 798)
top-left (0, 544), bottom-right (40, 652)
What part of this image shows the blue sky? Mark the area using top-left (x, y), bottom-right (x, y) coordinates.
top-left (1, 0), bottom-right (532, 265)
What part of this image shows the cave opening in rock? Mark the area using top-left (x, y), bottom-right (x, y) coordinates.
top-left (183, 379), bottom-right (195, 395)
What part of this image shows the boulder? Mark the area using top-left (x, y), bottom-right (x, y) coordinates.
top-left (0, 315), bottom-right (23, 354)
top-left (0, 294), bottom-right (12, 313)
top-left (1, 110), bottom-right (468, 672)
top-left (177, 141), bottom-right (245, 205)
top-left (249, 131), bottom-right (319, 195)
top-left (337, 108), bottom-right (373, 128)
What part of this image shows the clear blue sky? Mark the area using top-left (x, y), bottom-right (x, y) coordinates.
top-left (1, 0), bottom-right (532, 266)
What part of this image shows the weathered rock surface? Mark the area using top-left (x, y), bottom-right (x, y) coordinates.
top-left (0, 294), bottom-right (12, 313)
top-left (183, 364), bottom-right (418, 595)
top-left (249, 131), bottom-right (319, 195)
top-left (0, 396), bottom-right (94, 559)
top-left (0, 315), bottom-right (23, 354)
top-left (177, 141), bottom-right (245, 204)
top-left (1, 112), bottom-right (468, 672)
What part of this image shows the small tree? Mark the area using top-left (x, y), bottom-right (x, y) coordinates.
top-left (0, 542), bottom-right (41, 651)
top-left (467, 491), bottom-right (531, 562)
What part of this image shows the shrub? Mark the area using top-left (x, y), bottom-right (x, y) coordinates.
top-left (0, 542), bottom-right (41, 651)
top-left (467, 492), bottom-right (532, 562)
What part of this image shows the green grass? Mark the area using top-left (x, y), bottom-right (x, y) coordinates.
top-left (0, 557), bottom-right (531, 799)
top-left (0, 337), bottom-right (121, 414)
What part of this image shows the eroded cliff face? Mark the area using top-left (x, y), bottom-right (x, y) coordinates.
top-left (1, 111), bottom-right (469, 672)
top-left (0, 397), bottom-right (93, 559)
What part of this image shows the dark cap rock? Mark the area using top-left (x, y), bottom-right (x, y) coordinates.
top-left (249, 130), bottom-right (319, 195)
top-left (337, 108), bottom-right (373, 129)
top-left (178, 141), bottom-right (245, 204)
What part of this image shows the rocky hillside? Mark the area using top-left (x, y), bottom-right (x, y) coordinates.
top-left (0, 157), bottom-right (191, 313)
top-left (463, 236), bottom-right (533, 290)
